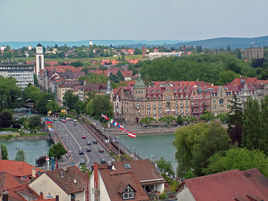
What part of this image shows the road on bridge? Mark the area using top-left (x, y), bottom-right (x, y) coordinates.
top-left (54, 119), bottom-right (112, 169)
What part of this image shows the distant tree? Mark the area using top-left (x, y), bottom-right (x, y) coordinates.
top-left (216, 112), bottom-right (228, 124)
top-left (23, 84), bottom-right (41, 103)
top-left (36, 92), bottom-right (54, 114)
top-left (15, 149), bottom-right (25, 161)
top-left (200, 111), bottom-right (214, 122)
top-left (227, 95), bottom-right (243, 146)
top-left (74, 101), bottom-right (86, 115)
top-left (176, 115), bottom-right (184, 125)
top-left (70, 61), bottom-right (83, 67)
top-left (251, 58), bottom-right (265, 68)
top-left (156, 157), bottom-right (175, 176)
top-left (140, 117), bottom-right (156, 127)
top-left (0, 144), bottom-right (8, 160)
top-left (134, 48), bottom-right (142, 55)
top-left (196, 46), bottom-right (202, 53)
top-left (0, 110), bottom-right (13, 128)
top-left (117, 70), bottom-right (124, 81)
top-left (48, 143), bottom-right (67, 160)
top-left (203, 148), bottom-right (268, 177)
top-left (158, 116), bottom-right (176, 126)
top-left (35, 156), bottom-right (46, 167)
top-left (46, 100), bottom-right (60, 113)
top-left (86, 95), bottom-right (113, 120)
top-left (63, 91), bottom-right (79, 110)
top-left (217, 70), bottom-right (238, 85)
top-left (85, 91), bottom-right (96, 103)
top-left (28, 116), bottom-right (41, 130)
top-left (227, 45), bottom-right (231, 51)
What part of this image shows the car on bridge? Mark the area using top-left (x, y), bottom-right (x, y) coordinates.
top-left (80, 159), bottom-right (85, 165)
top-left (93, 140), bottom-right (98, 144)
top-left (82, 135), bottom-right (86, 139)
top-left (101, 159), bottom-right (106, 164)
top-left (87, 141), bottom-right (91, 145)
top-left (78, 149), bottom-right (84, 155)
top-left (60, 119), bottom-right (66, 123)
top-left (98, 147), bottom-right (104, 153)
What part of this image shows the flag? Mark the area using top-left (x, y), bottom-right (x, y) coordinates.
top-left (113, 121), bottom-right (118, 126)
top-left (101, 114), bottom-right (109, 121)
top-left (127, 132), bottom-right (136, 138)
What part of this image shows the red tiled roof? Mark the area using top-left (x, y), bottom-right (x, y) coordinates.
top-left (0, 172), bottom-right (24, 195)
top-left (0, 161), bottom-right (43, 177)
top-left (46, 166), bottom-right (87, 194)
top-left (184, 169), bottom-right (268, 201)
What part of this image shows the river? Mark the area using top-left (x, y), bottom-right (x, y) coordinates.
top-left (1, 140), bottom-right (51, 165)
top-left (118, 133), bottom-right (177, 171)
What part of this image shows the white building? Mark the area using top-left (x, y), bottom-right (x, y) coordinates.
top-left (0, 64), bottom-right (34, 88)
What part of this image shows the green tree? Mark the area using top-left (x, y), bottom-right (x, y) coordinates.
top-left (139, 117), bottom-right (156, 127)
top-left (15, 149), bottom-right (25, 161)
top-left (176, 115), bottom-right (184, 125)
top-left (158, 116), bottom-right (176, 126)
top-left (85, 91), bottom-right (96, 103)
top-left (0, 144), bottom-right (8, 160)
top-left (0, 110), bottom-right (13, 128)
top-left (203, 148), bottom-right (268, 177)
top-left (48, 143), bottom-right (67, 160)
top-left (216, 112), bottom-right (228, 124)
top-left (156, 157), bottom-right (175, 176)
top-left (86, 95), bottom-right (113, 120)
top-left (23, 85), bottom-right (41, 103)
top-left (227, 95), bottom-right (243, 145)
top-left (63, 91), bottom-right (79, 110)
top-left (36, 92), bottom-right (54, 114)
top-left (217, 70), bottom-right (238, 85)
top-left (46, 100), bottom-right (60, 113)
top-left (74, 101), bottom-right (86, 115)
top-left (28, 116), bottom-right (41, 130)
top-left (242, 96), bottom-right (268, 154)
top-left (200, 111), bottom-right (214, 122)
top-left (173, 122), bottom-right (230, 177)
top-left (35, 156), bottom-right (46, 167)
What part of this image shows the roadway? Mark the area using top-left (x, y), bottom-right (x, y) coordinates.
top-left (54, 119), bottom-right (112, 169)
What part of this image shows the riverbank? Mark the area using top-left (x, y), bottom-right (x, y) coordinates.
top-left (106, 126), bottom-right (179, 136)
top-left (0, 133), bottom-right (49, 141)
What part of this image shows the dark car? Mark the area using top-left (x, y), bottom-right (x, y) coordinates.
top-left (87, 141), bottom-right (91, 145)
top-left (98, 148), bottom-right (104, 153)
top-left (86, 148), bottom-right (91, 152)
top-left (78, 150), bottom-right (84, 155)
top-left (101, 159), bottom-right (106, 164)
top-left (93, 140), bottom-right (98, 144)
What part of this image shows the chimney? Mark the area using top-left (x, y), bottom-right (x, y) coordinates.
top-left (32, 168), bottom-right (36, 178)
top-left (39, 192), bottom-right (43, 199)
top-left (56, 195), bottom-right (59, 201)
top-left (94, 163), bottom-right (98, 189)
top-left (107, 161), bottom-right (112, 170)
top-left (2, 190), bottom-right (8, 201)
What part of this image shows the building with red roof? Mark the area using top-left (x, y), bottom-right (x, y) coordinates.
top-left (89, 159), bottom-right (165, 201)
top-left (176, 168), bottom-right (268, 201)
top-left (0, 160), bottom-right (43, 182)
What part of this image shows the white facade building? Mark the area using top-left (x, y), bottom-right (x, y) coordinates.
top-left (35, 44), bottom-right (44, 75)
top-left (0, 64), bottom-right (34, 88)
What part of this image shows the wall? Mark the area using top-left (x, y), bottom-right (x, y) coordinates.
top-left (176, 186), bottom-right (196, 201)
top-left (29, 173), bottom-right (69, 201)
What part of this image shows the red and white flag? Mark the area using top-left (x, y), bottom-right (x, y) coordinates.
top-left (127, 132), bottom-right (136, 138)
top-left (101, 114), bottom-right (109, 121)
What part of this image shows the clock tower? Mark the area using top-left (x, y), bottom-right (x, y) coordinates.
top-left (35, 44), bottom-right (44, 75)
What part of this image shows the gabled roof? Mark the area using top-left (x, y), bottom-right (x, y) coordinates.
top-left (0, 172), bottom-right (24, 195)
top-left (46, 166), bottom-right (86, 194)
top-left (184, 169), bottom-right (268, 201)
top-left (0, 160), bottom-right (43, 177)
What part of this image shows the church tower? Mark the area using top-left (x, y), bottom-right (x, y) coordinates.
top-left (35, 44), bottom-right (44, 75)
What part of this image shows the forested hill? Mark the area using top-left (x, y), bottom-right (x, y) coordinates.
top-left (140, 54), bottom-right (257, 85)
top-left (169, 36), bottom-right (268, 49)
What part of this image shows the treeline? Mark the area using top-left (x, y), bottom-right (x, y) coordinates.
top-left (140, 53), bottom-right (256, 85)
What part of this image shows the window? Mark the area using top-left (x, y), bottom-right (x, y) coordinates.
top-left (219, 99), bottom-right (224, 104)
top-left (122, 186), bottom-right (134, 200)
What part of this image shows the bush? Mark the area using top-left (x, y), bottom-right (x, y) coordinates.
top-left (159, 191), bottom-right (167, 200)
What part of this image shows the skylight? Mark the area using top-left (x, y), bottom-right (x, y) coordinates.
top-left (124, 163), bottom-right (131, 169)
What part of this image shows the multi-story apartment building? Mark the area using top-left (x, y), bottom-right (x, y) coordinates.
top-left (0, 63), bottom-right (34, 88)
top-left (242, 47), bottom-right (264, 60)
top-left (113, 76), bottom-right (268, 124)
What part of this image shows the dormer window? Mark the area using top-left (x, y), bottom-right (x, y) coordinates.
top-left (122, 186), bottom-right (135, 200)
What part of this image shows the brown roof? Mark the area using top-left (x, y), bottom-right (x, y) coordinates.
top-left (97, 159), bottom-right (164, 201)
top-left (0, 172), bottom-right (24, 195)
top-left (184, 169), bottom-right (268, 201)
top-left (58, 80), bottom-right (81, 88)
top-left (46, 166), bottom-right (86, 194)
top-left (0, 160), bottom-right (43, 177)
top-left (99, 167), bottom-right (149, 201)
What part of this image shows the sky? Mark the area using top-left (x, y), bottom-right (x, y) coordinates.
top-left (0, 0), bottom-right (267, 41)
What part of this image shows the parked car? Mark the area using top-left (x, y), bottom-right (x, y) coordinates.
top-left (93, 140), bottom-right (98, 144)
top-left (98, 147), bottom-right (104, 153)
top-left (82, 136), bottom-right (86, 139)
top-left (101, 159), bottom-right (106, 164)
top-left (86, 148), bottom-right (91, 152)
top-left (87, 141), bottom-right (91, 145)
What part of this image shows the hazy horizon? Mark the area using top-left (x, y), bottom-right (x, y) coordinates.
top-left (0, 0), bottom-right (267, 41)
